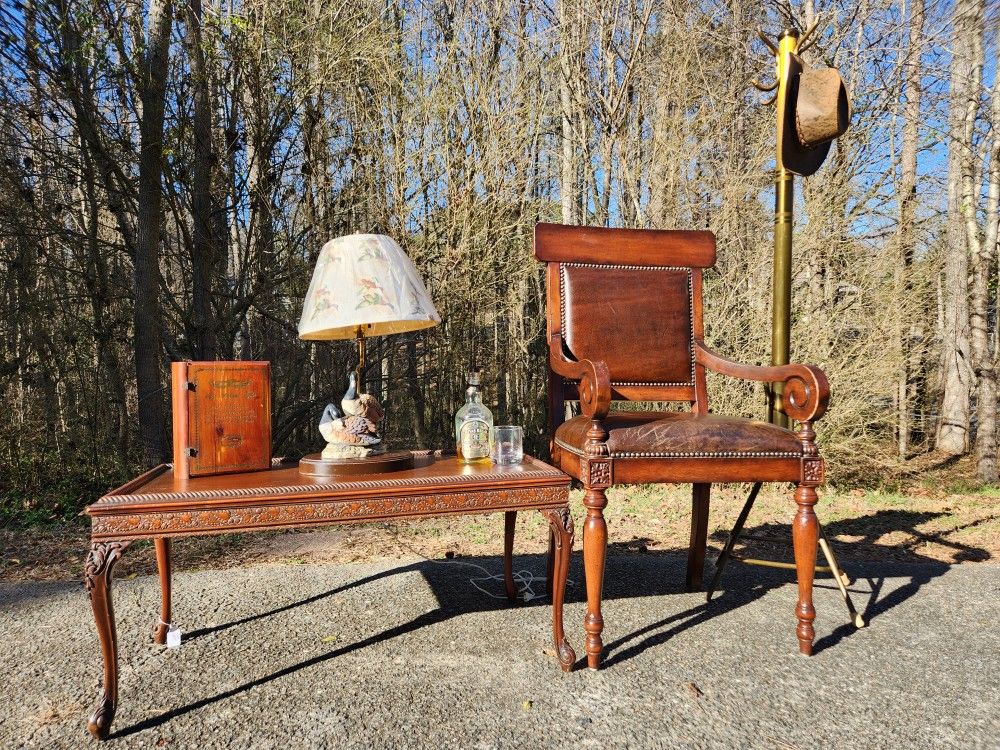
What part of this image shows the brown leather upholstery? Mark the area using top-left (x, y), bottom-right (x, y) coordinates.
top-left (562, 265), bottom-right (693, 385)
top-left (554, 411), bottom-right (803, 458)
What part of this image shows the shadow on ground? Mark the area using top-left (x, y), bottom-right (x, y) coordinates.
top-left (0, 507), bottom-right (990, 741)
top-left (715, 510), bottom-right (994, 565)
top-left (702, 508), bottom-right (992, 654)
top-left (102, 504), bottom-right (990, 739)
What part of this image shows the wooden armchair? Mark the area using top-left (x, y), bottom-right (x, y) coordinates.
top-left (534, 223), bottom-right (829, 669)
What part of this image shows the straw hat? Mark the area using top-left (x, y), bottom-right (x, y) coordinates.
top-left (778, 52), bottom-right (851, 176)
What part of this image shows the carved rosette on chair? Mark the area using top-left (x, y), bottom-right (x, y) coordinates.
top-left (297, 234), bottom-right (440, 477)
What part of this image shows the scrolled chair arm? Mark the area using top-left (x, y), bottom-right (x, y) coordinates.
top-left (693, 339), bottom-right (830, 423)
top-left (549, 334), bottom-right (612, 420)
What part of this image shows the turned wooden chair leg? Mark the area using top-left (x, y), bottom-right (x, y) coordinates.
top-left (85, 540), bottom-right (130, 740)
top-left (686, 483), bottom-right (710, 592)
top-left (792, 482), bottom-right (819, 655)
top-left (582, 486), bottom-right (609, 669)
top-left (541, 507), bottom-right (576, 671)
top-left (153, 538), bottom-right (172, 644)
top-left (503, 511), bottom-right (517, 601)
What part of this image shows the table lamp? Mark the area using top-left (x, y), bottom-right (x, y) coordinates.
top-left (297, 233), bottom-right (439, 476)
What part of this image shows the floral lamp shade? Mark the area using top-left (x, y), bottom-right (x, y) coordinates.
top-left (298, 234), bottom-right (440, 340)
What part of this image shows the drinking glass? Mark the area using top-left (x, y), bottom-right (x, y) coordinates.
top-left (491, 426), bottom-right (524, 465)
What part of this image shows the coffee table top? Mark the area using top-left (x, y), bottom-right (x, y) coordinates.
top-left (87, 454), bottom-right (569, 516)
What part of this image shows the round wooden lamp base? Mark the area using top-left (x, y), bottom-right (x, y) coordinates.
top-left (298, 450), bottom-right (414, 478)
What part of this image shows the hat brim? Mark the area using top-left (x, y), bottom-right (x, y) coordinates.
top-left (778, 52), bottom-right (831, 177)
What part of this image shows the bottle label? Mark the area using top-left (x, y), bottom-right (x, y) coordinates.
top-left (460, 419), bottom-right (490, 459)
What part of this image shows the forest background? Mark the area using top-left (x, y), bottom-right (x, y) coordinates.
top-left (1, 0), bottom-right (999, 527)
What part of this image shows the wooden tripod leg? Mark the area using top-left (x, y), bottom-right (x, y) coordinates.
top-left (686, 483), bottom-right (710, 592)
top-left (85, 540), bottom-right (130, 740)
top-left (541, 507), bottom-right (576, 671)
top-left (818, 531), bottom-right (865, 628)
top-left (153, 538), bottom-right (172, 644)
top-left (706, 482), bottom-right (762, 602)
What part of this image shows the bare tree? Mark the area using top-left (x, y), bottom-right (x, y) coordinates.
top-left (895, 0), bottom-right (924, 459)
top-left (937, 0), bottom-right (979, 456)
top-left (967, 8), bottom-right (1000, 480)
top-left (185, 0), bottom-right (220, 360)
top-left (3, 0), bottom-right (1000, 522)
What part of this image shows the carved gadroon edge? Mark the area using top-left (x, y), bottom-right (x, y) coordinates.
top-left (93, 465), bottom-right (567, 508)
top-left (91, 488), bottom-right (569, 540)
top-left (85, 541), bottom-right (131, 591)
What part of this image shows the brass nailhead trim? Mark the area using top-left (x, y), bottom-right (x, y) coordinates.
top-left (610, 451), bottom-right (801, 458)
top-left (612, 381), bottom-right (694, 387)
top-left (554, 438), bottom-right (799, 460)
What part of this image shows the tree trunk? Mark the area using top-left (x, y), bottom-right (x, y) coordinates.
top-left (936, 0), bottom-right (977, 455)
top-left (558, 0), bottom-right (578, 225)
top-left (973, 38), bottom-right (1000, 481)
top-left (133, 0), bottom-right (173, 467)
top-left (896, 0), bottom-right (924, 459)
top-left (186, 0), bottom-right (218, 360)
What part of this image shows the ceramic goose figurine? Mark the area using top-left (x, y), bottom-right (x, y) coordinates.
top-left (320, 371), bottom-right (386, 459)
top-left (318, 403), bottom-right (344, 444)
top-left (341, 372), bottom-right (361, 416)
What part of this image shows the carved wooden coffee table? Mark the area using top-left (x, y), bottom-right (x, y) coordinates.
top-left (83, 453), bottom-right (574, 739)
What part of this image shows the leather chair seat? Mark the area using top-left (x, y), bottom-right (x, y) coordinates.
top-left (554, 411), bottom-right (803, 459)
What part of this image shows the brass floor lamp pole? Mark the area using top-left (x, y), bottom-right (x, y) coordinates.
top-left (706, 26), bottom-right (864, 629)
top-left (770, 167), bottom-right (794, 428)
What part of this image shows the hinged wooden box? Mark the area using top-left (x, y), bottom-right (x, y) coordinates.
top-left (171, 361), bottom-right (271, 480)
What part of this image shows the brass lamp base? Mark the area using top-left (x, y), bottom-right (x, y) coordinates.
top-left (298, 450), bottom-right (414, 478)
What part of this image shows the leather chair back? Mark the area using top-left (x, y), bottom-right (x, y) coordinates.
top-left (534, 223), bottom-right (717, 425)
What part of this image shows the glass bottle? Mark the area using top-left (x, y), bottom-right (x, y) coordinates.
top-left (455, 368), bottom-right (493, 464)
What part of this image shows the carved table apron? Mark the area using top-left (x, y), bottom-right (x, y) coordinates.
top-left (83, 454), bottom-right (574, 740)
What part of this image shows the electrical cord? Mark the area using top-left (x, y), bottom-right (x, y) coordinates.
top-left (389, 531), bottom-right (574, 602)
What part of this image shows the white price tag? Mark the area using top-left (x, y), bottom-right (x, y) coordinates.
top-left (166, 624), bottom-right (182, 648)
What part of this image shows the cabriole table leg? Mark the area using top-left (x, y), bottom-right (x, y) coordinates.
top-left (85, 540), bottom-right (130, 740)
top-left (541, 507), bottom-right (576, 671)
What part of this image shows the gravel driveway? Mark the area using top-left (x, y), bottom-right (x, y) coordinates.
top-left (2, 552), bottom-right (998, 749)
